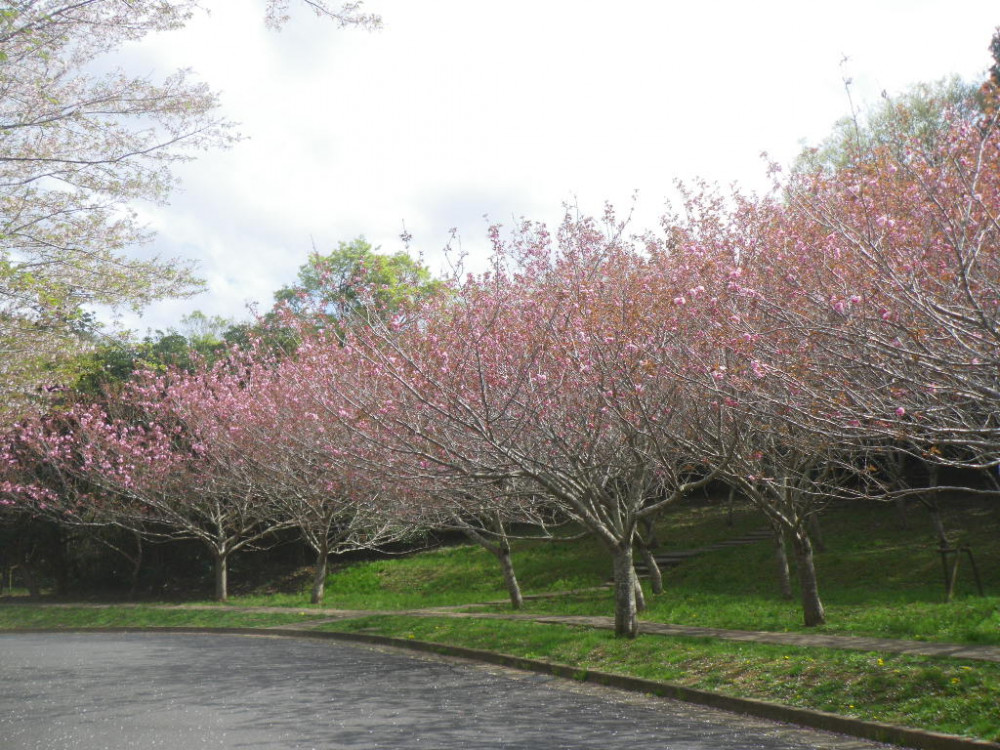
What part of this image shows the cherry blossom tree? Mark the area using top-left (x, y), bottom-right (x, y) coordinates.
top-left (655, 181), bottom-right (888, 626)
top-left (7, 370), bottom-right (296, 602)
top-left (277, 317), bottom-right (570, 609)
top-left (662, 87), bottom-right (1000, 623)
top-left (213, 349), bottom-right (419, 605)
top-left (738, 88), bottom-right (1000, 478)
top-left (326, 211), bottom-right (731, 637)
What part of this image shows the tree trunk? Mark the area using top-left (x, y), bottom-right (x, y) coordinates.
top-left (923, 465), bottom-right (950, 548)
top-left (894, 496), bottom-right (910, 530)
top-left (633, 569), bottom-right (646, 612)
top-left (773, 526), bottom-right (794, 600)
top-left (127, 531), bottom-right (144, 600)
top-left (638, 544), bottom-right (663, 595)
top-left (612, 546), bottom-right (639, 638)
top-left (925, 500), bottom-right (950, 549)
top-left (213, 551), bottom-right (228, 602)
top-left (20, 544), bottom-right (41, 600)
top-left (460, 525), bottom-right (524, 609)
top-left (637, 518), bottom-right (663, 595)
top-left (53, 528), bottom-right (70, 597)
top-left (807, 513), bottom-right (826, 553)
top-left (791, 530), bottom-right (825, 626)
top-left (21, 563), bottom-right (40, 600)
top-left (310, 542), bottom-right (329, 605)
top-left (494, 545), bottom-right (524, 609)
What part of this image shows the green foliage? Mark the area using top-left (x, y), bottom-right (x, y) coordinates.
top-left (795, 76), bottom-right (982, 173)
top-left (989, 27), bottom-right (1000, 87)
top-left (273, 237), bottom-right (445, 330)
top-left (0, 1), bottom-right (221, 427)
top-left (69, 310), bottom-right (242, 397)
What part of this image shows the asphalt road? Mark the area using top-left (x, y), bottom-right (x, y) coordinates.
top-left (0, 632), bottom-right (889, 749)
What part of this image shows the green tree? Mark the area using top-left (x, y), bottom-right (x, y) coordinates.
top-left (71, 311), bottom-right (240, 398)
top-left (795, 75), bottom-right (982, 174)
top-left (273, 237), bottom-right (445, 333)
top-left (991, 29), bottom-right (1000, 85)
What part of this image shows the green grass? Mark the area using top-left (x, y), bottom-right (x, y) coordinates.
top-left (229, 536), bottom-right (613, 610)
top-left (220, 497), bottom-right (999, 644)
top-left (322, 614), bottom-right (1000, 743)
top-left (463, 497), bottom-right (1000, 645)
top-left (647, 497), bottom-right (1000, 643)
top-left (0, 605), bottom-right (321, 630)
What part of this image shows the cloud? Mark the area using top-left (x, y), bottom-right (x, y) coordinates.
top-left (99, 0), bottom-right (999, 333)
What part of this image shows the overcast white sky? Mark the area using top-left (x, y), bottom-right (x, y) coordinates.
top-left (114, 0), bottom-right (999, 333)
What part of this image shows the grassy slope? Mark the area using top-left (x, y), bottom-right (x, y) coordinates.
top-left (233, 495), bottom-right (1000, 645)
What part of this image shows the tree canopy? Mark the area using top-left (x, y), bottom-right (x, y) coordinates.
top-left (272, 237), bottom-right (445, 333)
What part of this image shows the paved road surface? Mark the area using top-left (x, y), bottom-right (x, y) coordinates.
top-left (1, 632), bottom-right (889, 749)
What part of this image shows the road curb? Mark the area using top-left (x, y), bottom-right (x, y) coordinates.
top-left (7, 626), bottom-right (996, 750)
top-left (285, 630), bottom-right (1000, 750)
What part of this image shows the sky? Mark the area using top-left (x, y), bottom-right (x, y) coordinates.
top-left (112, 0), bottom-right (1000, 333)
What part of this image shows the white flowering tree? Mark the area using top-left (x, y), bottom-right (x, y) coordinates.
top-left (0, 0), bottom-right (379, 427)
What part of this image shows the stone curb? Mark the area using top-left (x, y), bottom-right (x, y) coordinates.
top-left (7, 626), bottom-right (997, 750)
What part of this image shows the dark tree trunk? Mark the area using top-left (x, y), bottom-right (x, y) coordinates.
top-left (894, 496), bottom-right (910, 530)
top-left (807, 512), bottom-right (826, 553)
top-left (923, 465), bottom-right (949, 548)
top-left (127, 532), bottom-right (144, 600)
top-left (19, 543), bottom-right (41, 600)
top-left (726, 485), bottom-right (737, 527)
top-left (792, 530), bottom-right (825, 626)
top-left (21, 563), bottom-right (40, 600)
top-left (926, 500), bottom-right (949, 549)
top-left (53, 528), bottom-right (70, 597)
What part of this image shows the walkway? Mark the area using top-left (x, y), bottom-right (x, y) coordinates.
top-left (127, 601), bottom-right (1000, 664)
